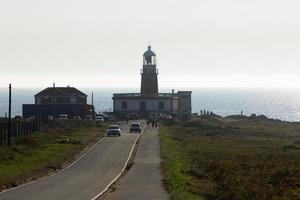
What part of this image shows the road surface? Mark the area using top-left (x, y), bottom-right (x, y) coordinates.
top-left (0, 122), bottom-right (139, 200)
top-left (103, 126), bottom-right (169, 200)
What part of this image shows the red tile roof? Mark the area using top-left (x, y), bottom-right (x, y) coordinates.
top-left (35, 87), bottom-right (87, 97)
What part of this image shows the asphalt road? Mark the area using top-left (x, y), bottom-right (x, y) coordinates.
top-left (103, 127), bottom-right (169, 200)
top-left (0, 122), bottom-right (139, 200)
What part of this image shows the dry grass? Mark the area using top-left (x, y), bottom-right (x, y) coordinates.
top-left (0, 120), bottom-right (108, 190)
top-left (160, 117), bottom-right (300, 200)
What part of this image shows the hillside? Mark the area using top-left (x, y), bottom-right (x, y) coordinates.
top-left (160, 116), bottom-right (300, 200)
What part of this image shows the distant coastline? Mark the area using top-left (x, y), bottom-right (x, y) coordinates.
top-left (0, 87), bottom-right (300, 122)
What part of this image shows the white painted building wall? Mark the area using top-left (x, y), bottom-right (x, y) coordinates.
top-left (172, 99), bottom-right (178, 112)
top-left (114, 99), bottom-right (172, 112)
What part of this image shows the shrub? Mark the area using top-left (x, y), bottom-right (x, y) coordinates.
top-left (14, 136), bottom-right (45, 148)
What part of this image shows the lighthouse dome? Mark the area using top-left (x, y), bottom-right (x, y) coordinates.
top-left (143, 46), bottom-right (156, 57)
top-left (143, 46), bottom-right (156, 65)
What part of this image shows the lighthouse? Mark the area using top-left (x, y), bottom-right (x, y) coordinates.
top-left (140, 46), bottom-right (158, 95)
top-left (112, 45), bottom-right (192, 120)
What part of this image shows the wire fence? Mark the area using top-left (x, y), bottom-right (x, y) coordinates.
top-left (0, 118), bottom-right (41, 146)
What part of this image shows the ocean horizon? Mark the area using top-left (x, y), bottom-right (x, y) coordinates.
top-left (0, 87), bottom-right (300, 122)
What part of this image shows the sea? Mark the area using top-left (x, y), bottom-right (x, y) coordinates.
top-left (0, 87), bottom-right (300, 122)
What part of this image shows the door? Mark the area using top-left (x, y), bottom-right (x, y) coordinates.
top-left (140, 101), bottom-right (146, 112)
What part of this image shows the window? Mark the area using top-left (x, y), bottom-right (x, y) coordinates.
top-left (36, 97), bottom-right (41, 104)
top-left (159, 101), bottom-right (164, 109)
top-left (140, 101), bottom-right (146, 112)
top-left (70, 97), bottom-right (76, 104)
top-left (40, 96), bottom-right (53, 104)
top-left (56, 97), bottom-right (70, 104)
top-left (121, 101), bottom-right (128, 109)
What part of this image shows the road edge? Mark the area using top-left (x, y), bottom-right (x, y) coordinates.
top-left (0, 132), bottom-right (106, 194)
top-left (90, 129), bottom-right (145, 200)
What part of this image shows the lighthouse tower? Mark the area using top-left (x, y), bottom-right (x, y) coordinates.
top-left (140, 46), bottom-right (158, 95)
top-left (113, 45), bottom-right (192, 120)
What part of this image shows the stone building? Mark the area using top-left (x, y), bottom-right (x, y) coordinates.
top-left (113, 46), bottom-right (192, 120)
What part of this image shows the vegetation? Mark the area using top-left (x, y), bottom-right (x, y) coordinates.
top-left (160, 117), bottom-right (300, 200)
top-left (0, 120), bottom-right (108, 190)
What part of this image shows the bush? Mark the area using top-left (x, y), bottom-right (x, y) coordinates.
top-left (14, 135), bottom-right (45, 148)
top-left (0, 150), bottom-right (15, 162)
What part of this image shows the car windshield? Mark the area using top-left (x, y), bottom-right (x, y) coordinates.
top-left (109, 125), bottom-right (119, 129)
top-left (131, 124), bottom-right (140, 127)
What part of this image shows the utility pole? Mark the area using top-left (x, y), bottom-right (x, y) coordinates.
top-left (92, 92), bottom-right (94, 106)
top-left (92, 92), bottom-right (94, 119)
top-left (8, 83), bottom-right (11, 146)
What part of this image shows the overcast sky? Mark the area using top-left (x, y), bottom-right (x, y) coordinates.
top-left (0, 0), bottom-right (300, 88)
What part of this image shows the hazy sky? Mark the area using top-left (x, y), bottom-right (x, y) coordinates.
top-left (1, 0), bottom-right (300, 88)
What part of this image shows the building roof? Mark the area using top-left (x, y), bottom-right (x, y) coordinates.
top-left (143, 46), bottom-right (156, 57)
top-left (35, 87), bottom-right (87, 97)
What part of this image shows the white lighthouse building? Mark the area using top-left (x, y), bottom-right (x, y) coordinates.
top-left (112, 46), bottom-right (192, 120)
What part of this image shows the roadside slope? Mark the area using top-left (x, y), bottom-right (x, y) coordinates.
top-left (0, 124), bottom-right (138, 200)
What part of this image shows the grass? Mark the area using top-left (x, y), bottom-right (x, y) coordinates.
top-left (160, 117), bottom-right (300, 200)
top-left (0, 120), bottom-right (108, 190)
top-left (160, 125), bottom-right (204, 200)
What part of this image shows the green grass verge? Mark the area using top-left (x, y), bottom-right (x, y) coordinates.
top-left (160, 125), bottom-right (205, 200)
top-left (160, 118), bottom-right (300, 200)
top-left (0, 120), bottom-right (108, 190)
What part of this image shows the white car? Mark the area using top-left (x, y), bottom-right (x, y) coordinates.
top-left (95, 115), bottom-right (105, 121)
top-left (84, 115), bottom-right (93, 120)
top-left (73, 116), bottom-right (81, 120)
top-left (106, 125), bottom-right (121, 137)
top-left (59, 114), bottom-right (68, 120)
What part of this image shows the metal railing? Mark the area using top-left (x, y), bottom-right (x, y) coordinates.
top-left (113, 93), bottom-right (141, 97)
top-left (113, 93), bottom-right (175, 97)
top-left (140, 69), bottom-right (159, 74)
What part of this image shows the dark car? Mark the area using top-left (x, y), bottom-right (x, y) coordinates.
top-left (130, 123), bottom-right (142, 133)
top-left (107, 125), bottom-right (121, 137)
